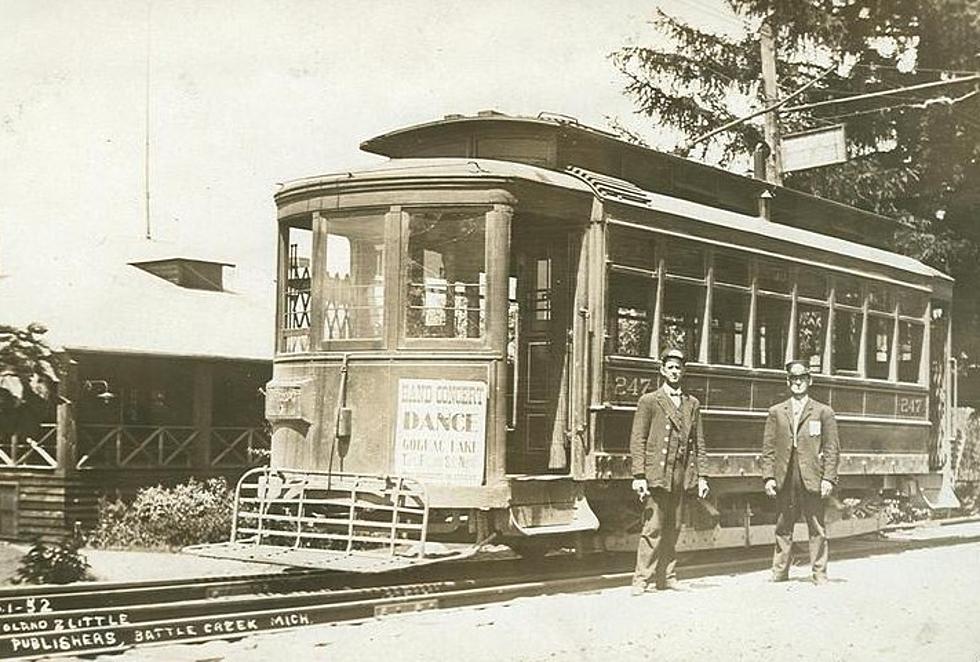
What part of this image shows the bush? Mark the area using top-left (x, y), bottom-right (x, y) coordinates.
top-left (89, 477), bottom-right (234, 549)
top-left (14, 530), bottom-right (92, 585)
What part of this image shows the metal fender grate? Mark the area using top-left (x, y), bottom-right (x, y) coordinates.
top-left (230, 467), bottom-right (430, 559)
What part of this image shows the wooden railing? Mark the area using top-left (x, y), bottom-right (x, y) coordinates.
top-left (0, 424), bottom-right (58, 469)
top-left (209, 426), bottom-right (271, 468)
top-left (75, 425), bottom-right (270, 471)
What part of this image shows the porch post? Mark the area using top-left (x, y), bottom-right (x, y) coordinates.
top-left (192, 362), bottom-right (213, 472)
top-left (55, 359), bottom-right (79, 477)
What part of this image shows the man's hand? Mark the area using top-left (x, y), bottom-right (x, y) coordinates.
top-left (764, 478), bottom-right (777, 498)
top-left (820, 479), bottom-right (834, 498)
top-left (697, 477), bottom-right (710, 499)
top-left (632, 478), bottom-right (650, 500)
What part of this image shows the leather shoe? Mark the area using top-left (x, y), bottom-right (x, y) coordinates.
top-left (812, 574), bottom-right (829, 586)
top-left (771, 575), bottom-right (789, 583)
top-left (630, 585), bottom-right (649, 596)
top-left (660, 580), bottom-right (692, 592)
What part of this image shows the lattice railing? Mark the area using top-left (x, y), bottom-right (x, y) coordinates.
top-left (75, 424), bottom-right (269, 470)
top-left (210, 426), bottom-right (271, 468)
top-left (0, 424), bottom-right (58, 470)
top-left (76, 425), bottom-right (198, 469)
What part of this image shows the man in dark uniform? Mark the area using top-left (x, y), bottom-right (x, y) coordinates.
top-left (629, 348), bottom-right (710, 595)
top-left (761, 360), bottom-right (841, 584)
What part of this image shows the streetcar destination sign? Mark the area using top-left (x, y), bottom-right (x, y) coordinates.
top-left (394, 378), bottom-right (488, 486)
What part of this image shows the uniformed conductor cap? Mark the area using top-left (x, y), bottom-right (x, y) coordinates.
top-left (661, 348), bottom-right (687, 364)
top-left (784, 360), bottom-right (811, 376)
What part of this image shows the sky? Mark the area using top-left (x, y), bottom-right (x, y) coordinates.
top-left (0, 0), bottom-right (739, 291)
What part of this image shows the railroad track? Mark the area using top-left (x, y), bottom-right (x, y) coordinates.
top-left (1, 520), bottom-right (978, 660)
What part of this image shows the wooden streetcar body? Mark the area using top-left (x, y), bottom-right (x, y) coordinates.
top-left (189, 113), bottom-right (956, 569)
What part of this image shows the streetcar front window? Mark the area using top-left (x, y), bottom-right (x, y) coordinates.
top-left (405, 208), bottom-right (486, 339)
top-left (317, 211), bottom-right (386, 342)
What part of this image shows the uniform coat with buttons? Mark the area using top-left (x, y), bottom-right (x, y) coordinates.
top-left (629, 387), bottom-right (708, 491)
top-left (761, 397), bottom-right (840, 492)
top-left (629, 384), bottom-right (707, 590)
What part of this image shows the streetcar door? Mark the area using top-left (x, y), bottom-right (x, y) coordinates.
top-left (508, 224), bottom-right (576, 474)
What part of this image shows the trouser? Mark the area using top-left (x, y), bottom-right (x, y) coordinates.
top-left (633, 468), bottom-right (686, 589)
top-left (772, 449), bottom-right (828, 579)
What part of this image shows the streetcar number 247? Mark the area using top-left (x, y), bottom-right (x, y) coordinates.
top-left (613, 376), bottom-right (655, 398)
top-left (898, 396), bottom-right (925, 416)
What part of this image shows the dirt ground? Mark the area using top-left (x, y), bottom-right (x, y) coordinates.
top-left (0, 543), bottom-right (278, 585)
top-left (74, 535), bottom-right (980, 662)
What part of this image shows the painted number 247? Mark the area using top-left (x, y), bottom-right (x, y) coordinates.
top-left (613, 376), bottom-right (654, 397)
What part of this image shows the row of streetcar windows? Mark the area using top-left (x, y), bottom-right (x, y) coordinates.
top-left (608, 227), bottom-right (928, 383)
top-left (280, 208), bottom-right (487, 352)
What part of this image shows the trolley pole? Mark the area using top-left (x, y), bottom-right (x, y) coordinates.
top-left (759, 18), bottom-right (783, 186)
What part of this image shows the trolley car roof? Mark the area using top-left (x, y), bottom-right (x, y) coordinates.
top-left (278, 157), bottom-right (949, 283)
top-left (359, 112), bottom-right (903, 247)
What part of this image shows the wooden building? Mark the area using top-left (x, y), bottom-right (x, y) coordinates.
top-left (0, 242), bottom-right (273, 540)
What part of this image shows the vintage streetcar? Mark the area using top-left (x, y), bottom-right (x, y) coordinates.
top-left (189, 111), bottom-right (957, 571)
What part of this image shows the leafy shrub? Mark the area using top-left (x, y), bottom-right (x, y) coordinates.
top-left (14, 530), bottom-right (92, 585)
top-left (0, 322), bottom-right (62, 437)
top-left (89, 477), bottom-right (234, 549)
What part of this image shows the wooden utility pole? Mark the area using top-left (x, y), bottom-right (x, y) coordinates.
top-left (759, 18), bottom-right (783, 185)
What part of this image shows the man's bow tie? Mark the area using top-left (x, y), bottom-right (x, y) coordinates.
top-left (665, 388), bottom-right (682, 398)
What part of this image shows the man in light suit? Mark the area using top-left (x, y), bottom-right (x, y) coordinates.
top-left (761, 360), bottom-right (841, 585)
top-left (629, 348), bottom-right (710, 595)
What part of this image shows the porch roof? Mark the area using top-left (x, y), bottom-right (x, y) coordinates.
top-left (0, 248), bottom-right (274, 361)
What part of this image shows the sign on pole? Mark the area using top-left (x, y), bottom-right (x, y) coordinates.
top-left (780, 124), bottom-right (847, 173)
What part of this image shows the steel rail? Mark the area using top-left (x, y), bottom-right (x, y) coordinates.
top-left (1, 521), bottom-right (978, 660)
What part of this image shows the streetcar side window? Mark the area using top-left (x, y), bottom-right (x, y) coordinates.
top-left (832, 308), bottom-right (862, 375)
top-left (755, 259), bottom-right (792, 369)
top-left (866, 314), bottom-right (893, 379)
top-left (610, 272), bottom-right (653, 357)
top-left (279, 221), bottom-right (313, 353)
top-left (661, 241), bottom-right (705, 358)
top-left (898, 288), bottom-right (927, 383)
top-left (404, 209), bottom-right (487, 339)
top-left (318, 211), bottom-right (386, 342)
top-left (661, 280), bottom-right (704, 359)
top-left (796, 304), bottom-right (828, 373)
top-left (898, 320), bottom-right (924, 383)
top-left (710, 287), bottom-right (749, 366)
top-left (607, 227), bottom-right (657, 358)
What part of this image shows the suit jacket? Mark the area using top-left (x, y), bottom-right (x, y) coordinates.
top-left (761, 397), bottom-right (841, 492)
top-left (629, 386), bottom-right (708, 492)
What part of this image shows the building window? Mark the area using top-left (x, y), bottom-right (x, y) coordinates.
top-left (756, 296), bottom-right (790, 369)
top-left (609, 273), bottom-right (653, 357)
top-left (796, 304), bottom-right (828, 372)
top-left (405, 209), bottom-right (486, 339)
top-left (833, 309), bottom-right (862, 374)
top-left (898, 321), bottom-right (924, 383)
top-left (662, 280), bottom-right (703, 360)
top-left (281, 222), bottom-right (313, 353)
top-left (320, 211), bottom-right (386, 341)
top-left (710, 288), bottom-right (749, 366)
top-left (866, 315), bottom-right (893, 379)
